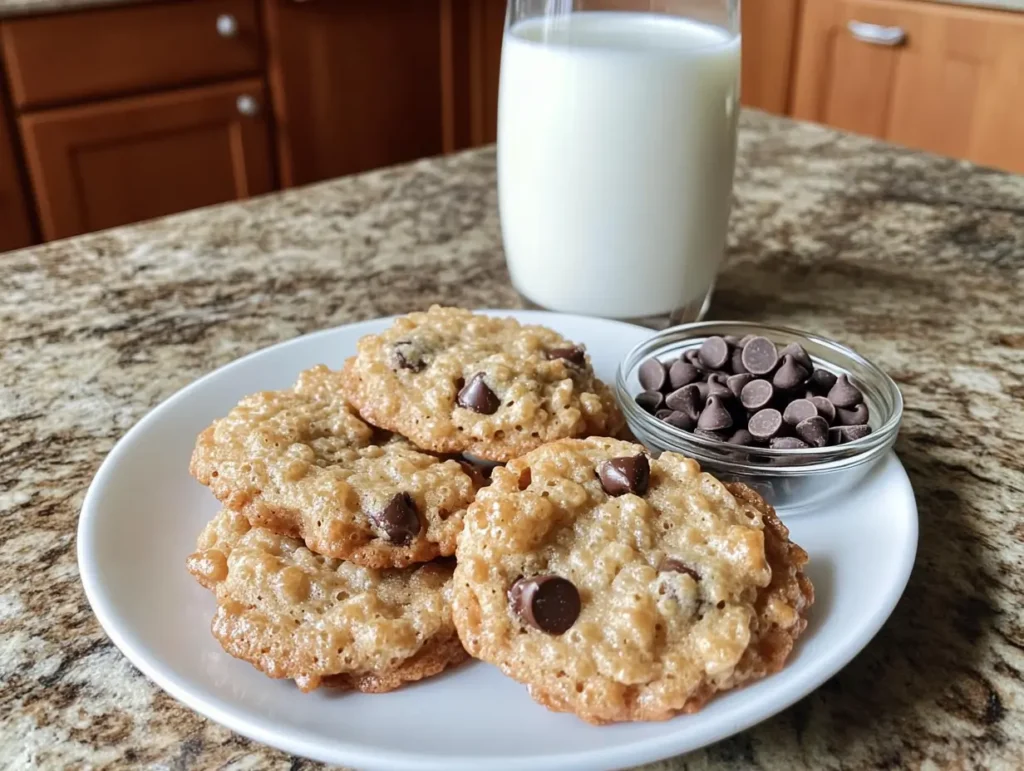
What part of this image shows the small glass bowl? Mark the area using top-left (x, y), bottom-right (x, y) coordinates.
top-left (616, 321), bottom-right (904, 513)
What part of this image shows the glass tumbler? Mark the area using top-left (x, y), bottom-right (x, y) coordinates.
top-left (498, 0), bottom-right (741, 326)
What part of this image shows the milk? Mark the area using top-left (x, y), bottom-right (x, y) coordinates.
top-left (497, 12), bottom-right (740, 319)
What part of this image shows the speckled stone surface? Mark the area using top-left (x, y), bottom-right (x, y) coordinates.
top-left (2, 110), bottom-right (1023, 769)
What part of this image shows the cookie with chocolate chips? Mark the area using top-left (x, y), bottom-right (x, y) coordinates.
top-left (189, 365), bottom-right (480, 568)
top-left (452, 436), bottom-right (814, 724)
top-left (187, 509), bottom-right (467, 692)
top-left (340, 306), bottom-right (624, 462)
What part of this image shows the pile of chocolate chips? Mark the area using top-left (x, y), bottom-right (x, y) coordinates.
top-left (634, 335), bottom-right (872, 449)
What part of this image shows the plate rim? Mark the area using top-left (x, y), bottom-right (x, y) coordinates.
top-left (77, 310), bottom-right (919, 771)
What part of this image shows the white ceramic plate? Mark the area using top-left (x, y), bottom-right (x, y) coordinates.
top-left (78, 311), bottom-right (918, 771)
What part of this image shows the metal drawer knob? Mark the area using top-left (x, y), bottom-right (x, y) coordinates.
top-left (236, 95), bottom-right (259, 117)
top-left (848, 20), bottom-right (906, 46)
top-left (216, 13), bottom-right (239, 38)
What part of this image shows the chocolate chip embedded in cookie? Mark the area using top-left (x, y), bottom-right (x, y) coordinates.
top-left (189, 364), bottom-right (480, 568)
top-left (341, 306), bottom-right (624, 462)
top-left (509, 575), bottom-right (581, 634)
top-left (187, 509), bottom-right (467, 692)
top-left (452, 436), bottom-right (814, 725)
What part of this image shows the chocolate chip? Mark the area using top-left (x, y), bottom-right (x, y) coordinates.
top-left (836, 403), bottom-right (870, 426)
top-left (596, 454), bottom-right (650, 496)
top-left (693, 381), bottom-right (710, 403)
top-left (748, 408), bottom-right (783, 441)
top-left (509, 575), bottom-right (580, 635)
top-left (781, 342), bottom-right (813, 372)
top-left (833, 424), bottom-right (872, 443)
top-left (730, 347), bottom-right (748, 374)
top-left (740, 379), bottom-right (774, 411)
top-left (548, 346), bottom-right (587, 367)
top-left (771, 436), bottom-right (809, 449)
top-left (635, 390), bottom-right (664, 414)
top-left (828, 374), bottom-right (863, 408)
top-left (698, 395), bottom-right (733, 431)
top-left (660, 558), bottom-right (700, 581)
top-left (668, 360), bottom-right (700, 389)
top-left (783, 398), bottom-right (819, 427)
top-left (727, 373), bottom-right (754, 399)
top-left (391, 340), bottom-right (426, 372)
top-left (809, 395), bottom-right (836, 424)
top-left (706, 373), bottom-right (732, 399)
top-left (741, 337), bottom-right (779, 376)
top-left (457, 373), bottom-right (500, 414)
top-left (728, 429), bottom-right (754, 446)
top-left (372, 493), bottom-right (420, 544)
top-left (773, 354), bottom-right (810, 391)
top-left (738, 334), bottom-right (757, 348)
top-left (638, 358), bottom-right (668, 391)
top-left (808, 368), bottom-right (838, 395)
top-left (660, 410), bottom-right (696, 431)
top-left (457, 461), bottom-right (490, 490)
top-left (795, 415), bottom-right (829, 447)
top-left (699, 336), bottom-right (730, 370)
top-left (723, 335), bottom-right (743, 347)
top-left (684, 349), bottom-right (708, 372)
top-left (665, 383), bottom-right (701, 419)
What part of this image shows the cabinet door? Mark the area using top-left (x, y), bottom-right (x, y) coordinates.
top-left (791, 0), bottom-right (1024, 173)
top-left (460, 0), bottom-right (505, 147)
top-left (1, 0), bottom-right (262, 110)
top-left (741, 0), bottom-right (801, 113)
top-left (264, 0), bottom-right (446, 187)
top-left (0, 90), bottom-right (35, 252)
top-left (20, 79), bottom-right (273, 241)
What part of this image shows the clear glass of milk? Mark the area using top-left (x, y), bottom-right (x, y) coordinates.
top-left (498, 0), bottom-right (741, 324)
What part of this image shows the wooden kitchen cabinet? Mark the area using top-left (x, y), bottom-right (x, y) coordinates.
top-left (791, 0), bottom-right (1024, 173)
top-left (20, 79), bottom-right (273, 240)
top-left (741, 0), bottom-right (802, 113)
top-left (0, 87), bottom-right (35, 251)
top-left (1, 0), bottom-right (262, 110)
top-left (455, 0), bottom-right (504, 147)
top-left (263, 0), bottom-right (447, 188)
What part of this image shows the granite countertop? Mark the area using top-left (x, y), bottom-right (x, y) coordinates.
top-left (0, 0), bottom-right (1022, 20)
top-left (2, 110), bottom-right (1024, 769)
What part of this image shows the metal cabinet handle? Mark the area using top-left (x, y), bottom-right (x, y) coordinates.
top-left (236, 95), bottom-right (259, 117)
top-left (848, 20), bottom-right (906, 46)
top-left (216, 13), bottom-right (239, 38)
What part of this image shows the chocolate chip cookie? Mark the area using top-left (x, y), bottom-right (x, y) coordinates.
top-left (188, 509), bottom-right (467, 692)
top-left (452, 436), bottom-right (813, 724)
top-left (341, 306), bottom-right (624, 462)
top-left (190, 365), bottom-right (480, 568)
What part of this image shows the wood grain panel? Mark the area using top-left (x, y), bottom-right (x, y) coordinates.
top-left (792, 0), bottom-right (1024, 173)
top-left (264, 0), bottom-right (445, 187)
top-left (21, 79), bottom-right (273, 240)
top-left (0, 83), bottom-right (35, 251)
top-left (1, 0), bottom-right (262, 110)
top-left (741, 0), bottom-right (801, 114)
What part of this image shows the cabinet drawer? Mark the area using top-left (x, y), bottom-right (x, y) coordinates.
top-left (791, 0), bottom-right (1024, 173)
top-left (1, 0), bottom-right (262, 110)
top-left (21, 78), bottom-right (274, 240)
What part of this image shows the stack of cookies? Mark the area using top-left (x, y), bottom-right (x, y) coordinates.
top-left (187, 306), bottom-right (814, 723)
